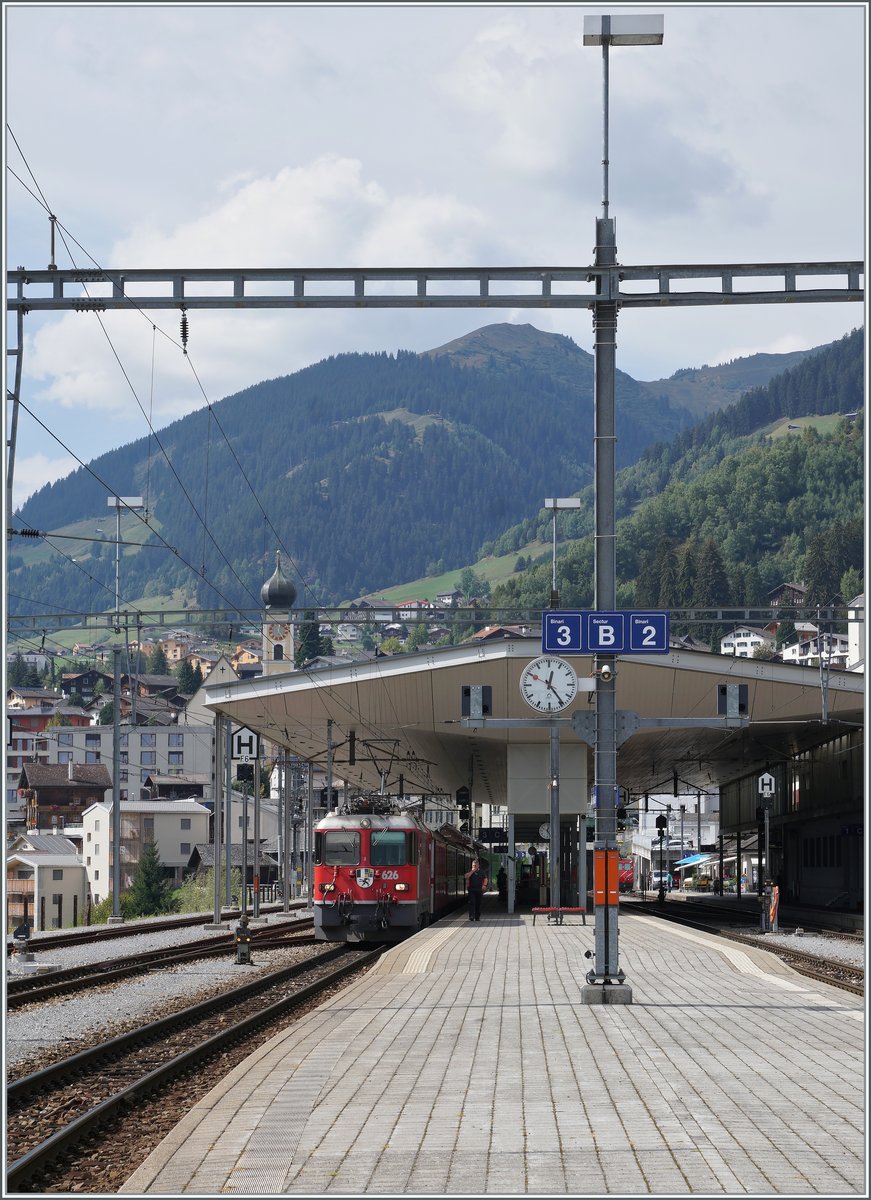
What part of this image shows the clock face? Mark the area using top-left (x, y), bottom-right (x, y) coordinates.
top-left (519, 656), bottom-right (578, 712)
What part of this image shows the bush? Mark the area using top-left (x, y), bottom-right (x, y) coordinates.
top-left (172, 867), bottom-right (242, 914)
top-left (89, 893), bottom-right (137, 923)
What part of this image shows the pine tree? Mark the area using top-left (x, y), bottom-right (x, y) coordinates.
top-left (146, 643), bottom-right (170, 674)
top-left (175, 659), bottom-right (197, 693)
top-left (695, 539), bottom-right (730, 647)
top-left (126, 842), bottom-right (175, 917)
top-left (295, 612), bottom-right (321, 667)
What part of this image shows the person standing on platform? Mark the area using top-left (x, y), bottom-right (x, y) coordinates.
top-left (497, 865), bottom-right (507, 902)
top-left (465, 859), bottom-right (489, 921)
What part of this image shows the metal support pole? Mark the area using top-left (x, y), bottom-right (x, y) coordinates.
top-left (212, 712), bottom-right (224, 925)
top-left (293, 758), bottom-right (299, 902)
top-left (579, 814), bottom-right (588, 910)
top-left (679, 804), bottom-right (685, 889)
top-left (225, 723), bottom-right (232, 906)
top-left (111, 644), bottom-right (122, 921)
top-left (283, 751), bottom-right (291, 911)
top-left (6, 299), bottom-right (24, 522)
top-left (253, 738), bottom-right (261, 918)
top-left (549, 723), bottom-right (560, 908)
top-left (736, 831), bottom-right (742, 898)
top-left (307, 761), bottom-right (315, 900)
top-left (326, 719), bottom-right (334, 811)
top-left (242, 780), bottom-right (248, 917)
top-left (507, 812), bottom-right (516, 914)
top-left (588, 208), bottom-right (625, 993)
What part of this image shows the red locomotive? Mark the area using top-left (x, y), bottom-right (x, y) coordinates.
top-left (618, 857), bottom-right (635, 893)
top-left (313, 796), bottom-right (479, 942)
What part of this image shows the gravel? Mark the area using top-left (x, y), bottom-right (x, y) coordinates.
top-left (725, 925), bottom-right (866, 967)
top-left (5, 910), bottom-right (314, 1072)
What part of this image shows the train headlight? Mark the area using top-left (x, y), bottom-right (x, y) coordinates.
top-left (394, 883), bottom-right (409, 892)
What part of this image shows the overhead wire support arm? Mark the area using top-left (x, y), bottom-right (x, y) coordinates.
top-left (6, 262), bottom-right (863, 312)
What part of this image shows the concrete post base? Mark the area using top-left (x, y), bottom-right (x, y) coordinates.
top-left (580, 982), bottom-right (633, 1005)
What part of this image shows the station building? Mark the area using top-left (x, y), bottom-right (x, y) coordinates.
top-left (203, 636), bottom-right (865, 914)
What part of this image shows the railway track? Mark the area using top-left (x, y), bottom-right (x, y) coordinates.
top-left (631, 903), bottom-right (864, 995)
top-left (6, 917), bottom-right (314, 1009)
top-left (6, 943), bottom-right (382, 1193)
top-left (5, 900), bottom-right (307, 955)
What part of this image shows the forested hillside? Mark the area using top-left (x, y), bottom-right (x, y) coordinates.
top-left (9, 325), bottom-right (861, 620)
top-left (9, 325), bottom-right (697, 615)
top-left (489, 330), bottom-right (864, 624)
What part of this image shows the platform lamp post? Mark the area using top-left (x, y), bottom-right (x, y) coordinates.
top-left (107, 494), bottom-right (144, 923)
top-left (545, 498), bottom-right (582, 608)
top-left (582, 14), bottom-right (663, 1001)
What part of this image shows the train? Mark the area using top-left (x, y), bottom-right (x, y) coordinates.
top-left (618, 858), bottom-right (635, 893)
top-left (313, 796), bottom-right (480, 943)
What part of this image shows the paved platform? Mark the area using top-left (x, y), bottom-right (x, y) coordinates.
top-left (121, 901), bottom-right (865, 1196)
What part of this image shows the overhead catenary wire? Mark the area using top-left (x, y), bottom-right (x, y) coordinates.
top-left (8, 140), bottom-right (322, 612)
top-left (6, 148), bottom-right (264, 613)
top-left (8, 403), bottom-right (252, 618)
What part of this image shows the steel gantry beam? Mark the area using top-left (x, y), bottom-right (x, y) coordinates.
top-left (5, 261), bottom-right (863, 312)
top-left (5, 605), bottom-right (861, 636)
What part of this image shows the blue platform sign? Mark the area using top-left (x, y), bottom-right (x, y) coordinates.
top-left (542, 610), bottom-right (670, 655)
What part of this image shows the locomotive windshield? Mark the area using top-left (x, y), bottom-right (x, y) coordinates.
top-left (370, 831), bottom-right (408, 866)
top-left (317, 830), bottom-right (360, 865)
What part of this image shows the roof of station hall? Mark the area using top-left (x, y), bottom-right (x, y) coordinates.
top-left (202, 638), bottom-right (864, 805)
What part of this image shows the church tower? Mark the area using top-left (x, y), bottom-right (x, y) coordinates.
top-left (261, 550), bottom-right (297, 675)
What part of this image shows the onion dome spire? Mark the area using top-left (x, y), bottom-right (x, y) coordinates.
top-left (260, 550), bottom-right (296, 611)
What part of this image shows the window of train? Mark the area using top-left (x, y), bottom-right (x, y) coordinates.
top-left (370, 831), bottom-right (407, 866)
top-left (317, 831), bottom-right (360, 865)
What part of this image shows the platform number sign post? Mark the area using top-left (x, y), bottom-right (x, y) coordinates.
top-left (542, 610), bottom-right (669, 655)
top-left (232, 727), bottom-right (260, 918)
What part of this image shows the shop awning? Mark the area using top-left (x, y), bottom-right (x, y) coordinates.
top-left (672, 853), bottom-right (712, 869)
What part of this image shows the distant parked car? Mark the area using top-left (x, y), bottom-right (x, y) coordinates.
top-left (651, 870), bottom-right (672, 892)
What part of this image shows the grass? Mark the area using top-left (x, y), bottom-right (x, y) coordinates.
top-left (767, 414), bottom-right (846, 439)
top-left (356, 541), bottom-right (551, 606)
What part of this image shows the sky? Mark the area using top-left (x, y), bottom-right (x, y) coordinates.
top-left (3, 2), bottom-right (867, 510)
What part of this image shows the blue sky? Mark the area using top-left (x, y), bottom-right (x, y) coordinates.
top-left (4, 3), bottom-right (866, 509)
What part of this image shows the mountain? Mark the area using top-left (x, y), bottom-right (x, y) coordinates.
top-left (9, 323), bottom-right (859, 620)
top-left (429, 322), bottom-right (826, 420)
top-left (488, 328), bottom-right (865, 617)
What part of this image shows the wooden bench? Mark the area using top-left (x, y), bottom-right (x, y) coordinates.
top-left (531, 907), bottom-right (587, 926)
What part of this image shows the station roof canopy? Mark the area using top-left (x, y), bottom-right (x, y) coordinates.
top-left (203, 639), bottom-right (863, 805)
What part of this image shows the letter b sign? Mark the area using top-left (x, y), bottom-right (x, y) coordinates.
top-left (588, 613), bottom-right (623, 651)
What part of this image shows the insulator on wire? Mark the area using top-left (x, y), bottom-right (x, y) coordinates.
top-left (180, 310), bottom-right (189, 355)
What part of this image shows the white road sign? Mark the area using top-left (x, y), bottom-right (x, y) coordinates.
top-left (758, 772), bottom-right (775, 796)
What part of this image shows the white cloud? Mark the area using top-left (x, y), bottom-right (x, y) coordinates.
top-left (21, 158), bottom-right (498, 442)
top-left (12, 453), bottom-right (79, 510)
top-left (6, 4), bottom-right (864, 495)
